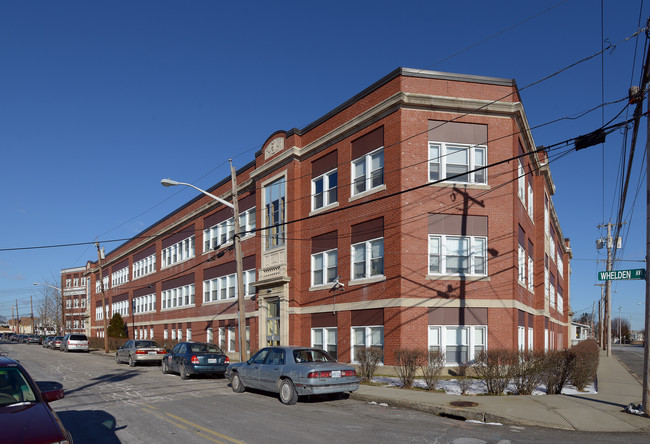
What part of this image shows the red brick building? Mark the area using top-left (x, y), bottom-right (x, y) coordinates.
top-left (76, 68), bottom-right (570, 365)
top-left (61, 266), bottom-right (89, 335)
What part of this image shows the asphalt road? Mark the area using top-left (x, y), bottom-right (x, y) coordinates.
top-left (1, 341), bottom-right (647, 444)
top-left (612, 344), bottom-right (645, 383)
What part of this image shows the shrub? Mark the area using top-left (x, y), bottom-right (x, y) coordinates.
top-left (107, 313), bottom-right (126, 338)
top-left (542, 350), bottom-right (575, 394)
top-left (472, 349), bottom-right (517, 395)
top-left (421, 349), bottom-right (445, 391)
top-left (356, 347), bottom-right (384, 383)
top-left (511, 350), bottom-right (545, 395)
top-left (394, 349), bottom-right (425, 389)
top-left (456, 364), bottom-right (473, 395)
top-left (88, 336), bottom-right (128, 351)
top-left (569, 339), bottom-right (599, 391)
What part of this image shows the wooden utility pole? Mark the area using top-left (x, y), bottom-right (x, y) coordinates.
top-left (594, 283), bottom-right (605, 348)
top-left (96, 243), bottom-right (109, 353)
top-left (30, 295), bottom-right (34, 334)
top-left (11, 306), bottom-right (15, 333)
top-left (230, 159), bottom-right (247, 363)
top-left (15, 299), bottom-right (20, 334)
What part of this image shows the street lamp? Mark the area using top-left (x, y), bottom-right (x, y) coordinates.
top-left (161, 161), bottom-right (248, 362)
top-left (33, 282), bottom-right (64, 336)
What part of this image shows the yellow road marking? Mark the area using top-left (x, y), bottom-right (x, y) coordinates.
top-left (141, 407), bottom-right (189, 430)
top-left (165, 412), bottom-right (245, 444)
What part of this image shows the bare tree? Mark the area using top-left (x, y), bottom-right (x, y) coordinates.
top-left (612, 317), bottom-right (631, 343)
top-left (34, 277), bottom-right (63, 335)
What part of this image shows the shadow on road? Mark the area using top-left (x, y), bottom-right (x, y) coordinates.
top-left (65, 370), bottom-right (139, 395)
top-left (58, 409), bottom-right (124, 443)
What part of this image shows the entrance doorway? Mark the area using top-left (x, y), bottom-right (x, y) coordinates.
top-left (266, 298), bottom-right (280, 346)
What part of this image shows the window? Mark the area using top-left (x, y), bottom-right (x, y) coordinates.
top-left (73, 278), bottom-right (79, 287)
top-left (557, 250), bottom-right (563, 277)
top-left (203, 269), bottom-right (256, 303)
top-left (111, 267), bottom-right (129, 287)
top-left (518, 243), bottom-right (526, 285)
top-left (66, 299), bottom-right (71, 309)
top-left (352, 148), bottom-right (383, 195)
top-left (164, 329), bottom-right (168, 340)
top-left (134, 293), bottom-right (156, 314)
top-left (204, 207), bottom-right (256, 251)
top-left (557, 287), bottom-right (564, 314)
top-left (352, 326), bottom-right (383, 363)
top-left (150, 328), bottom-right (154, 339)
top-left (186, 328), bottom-right (192, 341)
top-left (518, 326), bottom-right (525, 351)
top-left (428, 142), bottom-right (486, 184)
top-left (207, 328), bottom-right (213, 343)
top-left (161, 284), bottom-right (195, 310)
top-left (95, 276), bottom-right (109, 294)
top-left (111, 300), bottom-right (128, 317)
top-left (428, 235), bottom-right (486, 276)
top-left (228, 327), bottom-right (236, 352)
top-left (528, 253), bottom-right (534, 292)
top-left (518, 160), bottom-right (526, 202)
top-left (65, 279), bottom-right (71, 288)
top-left (528, 327), bottom-right (534, 350)
top-left (265, 177), bottom-right (285, 249)
top-left (133, 254), bottom-right (156, 279)
top-left (73, 298), bottom-right (79, 308)
top-left (219, 327), bottom-right (226, 350)
top-left (312, 170), bottom-right (337, 210)
top-left (312, 328), bottom-right (337, 360)
top-left (312, 249), bottom-right (338, 286)
top-left (171, 329), bottom-right (176, 340)
top-left (162, 236), bottom-right (195, 268)
top-left (352, 238), bottom-right (383, 280)
top-left (428, 325), bottom-right (487, 366)
top-left (527, 181), bottom-right (534, 219)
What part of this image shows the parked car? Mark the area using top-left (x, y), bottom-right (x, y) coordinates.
top-left (0, 355), bottom-right (72, 443)
top-left (42, 336), bottom-right (55, 348)
top-left (49, 337), bottom-right (63, 350)
top-left (116, 340), bottom-right (167, 367)
top-left (60, 333), bottom-right (89, 352)
top-left (226, 346), bottom-right (359, 405)
top-left (161, 342), bottom-right (229, 379)
top-left (26, 335), bottom-right (42, 344)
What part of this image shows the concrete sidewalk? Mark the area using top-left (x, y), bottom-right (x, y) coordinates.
top-left (350, 351), bottom-right (650, 432)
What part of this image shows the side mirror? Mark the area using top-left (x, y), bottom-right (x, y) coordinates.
top-left (42, 388), bottom-right (65, 403)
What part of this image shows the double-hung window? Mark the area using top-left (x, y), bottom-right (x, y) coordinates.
top-left (312, 327), bottom-right (337, 360)
top-left (518, 160), bottom-right (526, 202)
top-left (428, 142), bottom-right (486, 184)
top-left (265, 177), bottom-right (285, 249)
top-left (352, 238), bottom-right (383, 280)
top-left (428, 235), bottom-right (486, 276)
top-left (352, 326), bottom-right (383, 363)
top-left (312, 170), bottom-right (337, 210)
top-left (312, 249), bottom-right (338, 286)
top-left (429, 325), bottom-right (487, 366)
top-left (352, 148), bottom-right (383, 195)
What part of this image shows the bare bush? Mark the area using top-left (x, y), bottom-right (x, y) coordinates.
top-left (356, 347), bottom-right (384, 382)
top-left (394, 349), bottom-right (425, 389)
top-left (542, 350), bottom-right (575, 394)
top-left (421, 349), bottom-right (445, 391)
top-left (472, 349), bottom-right (517, 395)
top-left (456, 364), bottom-right (473, 395)
top-left (511, 350), bottom-right (545, 395)
top-left (569, 339), bottom-right (599, 391)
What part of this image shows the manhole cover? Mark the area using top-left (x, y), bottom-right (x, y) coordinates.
top-left (450, 401), bottom-right (478, 407)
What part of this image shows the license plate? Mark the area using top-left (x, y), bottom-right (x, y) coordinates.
top-left (148, 351), bottom-right (157, 354)
top-left (332, 371), bottom-right (341, 378)
top-left (208, 358), bottom-right (217, 364)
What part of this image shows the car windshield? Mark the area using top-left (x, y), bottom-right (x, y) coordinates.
top-left (189, 343), bottom-right (223, 354)
top-left (293, 349), bottom-right (335, 363)
top-left (135, 341), bottom-right (159, 348)
top-left (0, 368), bottom-right (37, 407)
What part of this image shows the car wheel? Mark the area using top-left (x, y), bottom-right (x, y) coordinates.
top-left (161, 360), bottom-right (169, 374)
top-left (129, 356), bottom-right (136, 367)
top-left (279, 379), bottom-right (298, 405)
top-left (180, 363), bottom-right (190, 380)
top-left (115, 354), bottom-right (120, 364)
top-left (231, 373), bottom-right (245, 393)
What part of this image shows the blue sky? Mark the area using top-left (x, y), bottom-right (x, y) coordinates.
top-left (1, 1), bottom-right (648, 330)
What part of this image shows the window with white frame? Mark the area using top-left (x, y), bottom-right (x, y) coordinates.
top-left (549, 237), bottom-right (555, 261)
top-left (428, 235), bottom-right (486, 276)
top-left (171, 329), bottom-right (176, 340)
top-left (81, 298), bottom-right (86, 308)
top-left (73, 298), bottom-right (79, 308)
top-left (66, 299), bottom-right (71, 309)
top-left (228, 327), bottom-right (236, 352)
top-left (351, 326), bottom-right (383, 363)
top-left (352, 238), bottom-right (383, 280)
top-left (164, 329), bottom-right (168, 340)
top-left (557, 250), bottom-right (563, 277)
top-left (73, 277), bottom-right (79, 287)
top-left (150, 328), bottom-right (154, 339)
top-left (528, 252), bottom-right (534, 292)
top-left (550, 274), bottom-right (556, 309)
top-left (544, 196), bottom-right (550, 236)
top-left (65, 278), bottom-right (71, 288)
top-left (312, 249), bottom-right (338, 286)
top-left (265, 177), bottom-right (285, 249)
top-left (162, 236), bottom-right (195, 268)
top-left (312, 327), bottom-right (337, 360)
top-left (312, 170), bottom-right (337, 210)
top-left (111, 266), bottom-right (129, 287)
top-left (428, 142), bottom-right (486, 184)
top-left (161, 284), bottom-right (195, 310)
top-left (428, 325), bottom-right (487, 365)
top-left (352, 148), bottom-right (383, 195)
top-left (219, 327), bottom-right (226, 350)
top-left (133, 254), bottom-right (156, 280)
top-left (134, 293), bottom-right (156, 314)
top-left (203, 269), bottom-right (255, 303)
top-left (111, 300), bottom-right (129, 317)
top-left (518, 160), bottom-right (526, 202)
top-left (527, 181), bottom-right (534, 219)
top-left (186, 328), bottom-right (192, 341)
top-left (518, 326), bottom-right (525, 351)
top-left (518, 243), bottom-right (526, 285)
top-left (207, 327), bottom-right (213, 343)
top-left (204, 207), bottom-right (256, 252)
top-left (95, 276), bottom-right (109, 294)
top-left (528, 327), bottom-right (533, 350)
top-left (557, 287), bottom-right (564, 314)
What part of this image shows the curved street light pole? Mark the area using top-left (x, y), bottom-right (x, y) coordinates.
top-left (161, 160), bottom-right (247, 362)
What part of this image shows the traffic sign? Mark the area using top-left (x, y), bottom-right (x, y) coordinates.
top-left (597, 268), bottom-right (646, 281)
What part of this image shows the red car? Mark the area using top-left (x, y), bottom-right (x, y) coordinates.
top-left (0, 355), bottom-right (72, 443)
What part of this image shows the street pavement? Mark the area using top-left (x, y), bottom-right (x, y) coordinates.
top-left (350, 350), bottom-right (650, 432)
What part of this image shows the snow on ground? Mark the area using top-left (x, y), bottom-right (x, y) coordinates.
top-left (371, 376), bottom-right (597, 395)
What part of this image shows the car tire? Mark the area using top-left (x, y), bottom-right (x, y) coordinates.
top-left (180, 363), bottom-right (190, 380)
top-left (129, 356), bottom-right (136, 367)
top-left (279, 379), bottom-right (298, 405)
top-left (231, 373), bottom-right (245, 393)
top-left (115, 354), bottom-right (121, 364)
top-left (161, 360), bottom-right (169, 374)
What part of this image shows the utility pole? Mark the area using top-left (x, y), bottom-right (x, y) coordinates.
top-left (230, 159), bottom-right (247, 363)
top-left (30, 295), bottom-right (34, 335)
top-left (15, 299), bottom-right (20, 334)
top-left (618, 306), bottom-right (622, 344)
top-left (11, 306), bottom-right (14, 333)
top-left (96, 243), bottom-right (109, 354)
top-left (597, 222), bottom-right (623, 357)
top-left (595, 283), bottom-right (605, 348)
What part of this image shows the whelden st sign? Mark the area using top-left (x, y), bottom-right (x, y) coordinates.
top-left (598, 268), bottom-right (646, 281)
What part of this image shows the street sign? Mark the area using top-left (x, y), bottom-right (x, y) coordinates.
top-left (597, 268), bottom-right (646, 281)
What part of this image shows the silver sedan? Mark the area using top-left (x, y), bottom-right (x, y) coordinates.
top-left (115, 340), bottom-right (167, 367)
top-left (226, 346), bottom-right (359, 405)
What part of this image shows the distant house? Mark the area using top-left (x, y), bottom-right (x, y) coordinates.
top-left (571, 322), bottom-right (591, 346)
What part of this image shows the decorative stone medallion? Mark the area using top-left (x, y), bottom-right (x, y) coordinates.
top-left (264, 137), bottom-right (284, 159)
